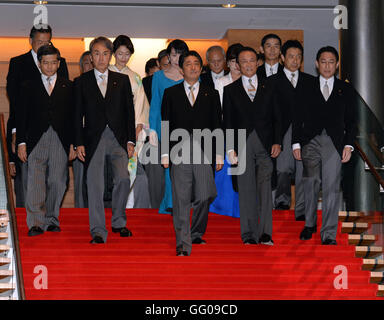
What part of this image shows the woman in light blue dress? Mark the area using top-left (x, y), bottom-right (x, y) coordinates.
top-left (149, 39), bottom-right (189, 214)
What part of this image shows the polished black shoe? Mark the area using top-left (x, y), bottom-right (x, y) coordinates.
top-left (192, 238), bottom-right (206, 244)
top-left (243, 238), bottom-right (257, 245)
top-left (46, 225), bottom-right (61, 232)
top-left (295, 215), bottom-right (305, 221)
top-left (90, 235), bottom-right (104, 244)
top-left (300, 226), bottom-right (317, 240)
top-left (322, 238), bottom-right (337, 245)
top-left (275, 203), bottom-right (290, 210)
top-left (176, 246), bottom-right (189, 256)
top-left (259, 233), bottom-right (274, 246)
top-left (112, 227), bottom-right (133, 237)
top-left (28, 226), bottom-right (44, 237)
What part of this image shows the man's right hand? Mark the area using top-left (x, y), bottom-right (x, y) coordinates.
top-left (18, 144), bottom-right (27, 163)
top-left (228, 151), bottom-right (238, 165)
top-left (9, 163), bottom-right (16, 177)
top-left (293, 149), bottom-right (302, 161)
top-left (76, 146), bottom-right (86, 162)
top-left (11, 133), bottom-right (16, 154)
top-left (161, 155), bottom-right (169, 169)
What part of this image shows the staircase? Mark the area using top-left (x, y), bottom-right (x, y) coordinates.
top-left (0, 209), bottom-right (16, 299)
top-left (340, 210), bottom-right (384, 297)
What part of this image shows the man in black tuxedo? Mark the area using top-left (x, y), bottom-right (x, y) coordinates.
top-left (16, 45), bottom-right (75, 236)
top-left (292, 46), bottom-right (357, 245)
top-left (75, 37), bottom-right (136, 244)
top-left (6, 25), bottom-right (69, 207)
top-left (270, 40), bottom-right (315, 217)
top-left (256, 33), bottom-right (284, 80)
top-left (142, 57), bottom-right (159, 104)
top-left (223, 47), bottom-right (282, 246)
top-left (161, 51), bottom-right (223, 256)
top-left (200, 46), bottom-right (227, 89)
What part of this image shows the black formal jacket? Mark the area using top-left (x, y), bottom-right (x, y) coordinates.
top-left (161, 82), bottom-right (223, 167)
top-left (6, 51), bottom-right (68, 161)
top-left (200, 69), bottom-right (229, 89)
top-left (256, 63), bottom-right (284, 81)
top-left (16, 76), bottom-right (74, 156)
top-left (292, 77), bottom-right (357, 156)
top-left (270, 70), bottom-right (316, 140)
top-left (74, 70), bottom-right (136, 166)
top-left (142, 75), bottom-right (153, 104)
top-left (223, 76), bottom-right (282, 154)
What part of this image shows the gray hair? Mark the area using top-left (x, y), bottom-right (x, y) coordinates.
top-left (206, 46), bottom-right (225, 61)
top-left (89, 36), bottom-right (113, 53)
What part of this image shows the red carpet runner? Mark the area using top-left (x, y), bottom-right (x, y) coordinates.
top-left (15, 208), bottom-right (382, 300)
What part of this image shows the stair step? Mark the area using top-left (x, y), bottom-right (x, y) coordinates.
top-left (0, 245), bottom-right (10, 254)
top-left (0, 257), bottom-right (11, 266)
top-left (378, 285), bottom-right (384, 297)
top-left (341, 222), bottom-right (368, 234)
top-left (370, 272), bottom-right (384, 284)
top-left (362, 259), bottom-right (384, 271)
top-left (0, 270), bottom-right (12, 280)
top-left (339, 211), bottom-right (363, 222)
top-left (0, 283), bottom-right (15, 294)
top-left (0, 233), bottom-right (8, 241)
top-left (349, 234), bottom-right (377, 246)
top-left (356, 246), bottom-right (383, 258)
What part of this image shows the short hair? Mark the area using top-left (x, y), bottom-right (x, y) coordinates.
top-left (261, 33), bottom-right (282, 47)
top-left (157, 49), bottom-right (169, 61)
top-left (30, 25), bottom-right (52, 40)
top-left (316, 46), bottom-right (339, 62)
top-left (206, 45), bottom-right (225, 61)
top-left (166, 39), bottom-right (189, 55)
top-left (281, 40), bottom-right (304, 57)
top-left (225, 43), bottom-right (244, 62)
top-left (236, 47), bottom-right (258, 63)
top-left (113, 35), bottom-right (135, 54)
top-left (37, 44), bottom-right (60, 62)
top-left (145, 58), bottom-right (158, 74)
top-left (79, 51), bottom-right (91, 66)
top-left (179, 50), bottom-right (203, 69)
top-left (89, 36), bottom-right (113, 53)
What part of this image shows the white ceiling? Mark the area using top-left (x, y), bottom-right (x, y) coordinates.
top-left (0, 0), bottom-right (339, 38)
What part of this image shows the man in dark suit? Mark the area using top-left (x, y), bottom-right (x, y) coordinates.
top-left (292, 46), bottom-right (357, 245)
top-left (256, 33), bottom-right (284, 80)
top-left (161, 51), bottom-right (223, 256)
top-left (270, 40), bottom-right (315, 217)
top-left (75, 37), bottom-right (136, 244)
top-left (223, 47), bottom-right (282, 246)
top-left (142, 58), bottom-right (159, 104)
top-left (200, 46), bottom-right (227, 89)
top-left (16, 45), bottom-right (75, 236)
top-left (6, 25), bottom-right (69, 207)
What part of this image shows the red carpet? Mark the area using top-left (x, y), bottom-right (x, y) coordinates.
top-left (15, 208), bottom-right (382, 300)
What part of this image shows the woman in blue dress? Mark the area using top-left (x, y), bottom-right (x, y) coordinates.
top-left (149, 39), bottom-right (189, 214)
top-left (209, 43), bottom-right (244, 218)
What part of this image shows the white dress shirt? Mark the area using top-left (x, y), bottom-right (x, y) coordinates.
top-left (42, 73), bottom-right (57, 96)
top-left (283, 68), bottom-right (299, 88)
top-left (211, 70), bottom-right (224, 88)
top-left (215, 72), bottom-right (233, 106)
top-left (184, 80), bottom-right (200, 105)
top-left (265, 62), bottom-right (280, 77)
top-left (94, 68), bottom-right (109, 87)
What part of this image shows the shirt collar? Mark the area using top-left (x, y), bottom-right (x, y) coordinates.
top-left (283, 67), bottom-right (299, 80)
top-left (265, 62), bottom-right (279, 70)
top-left (319, 75), bottom-right (334, 87)
top-left (94, 68), bottom-right (109, 80)
top-left (211, 70), bottom-right (224, 80)
top-left (242, 73), bottom-right (257, 85)
top-left (42, 73), bottom-right (57, 82)
top-left (31, 50), bottom-right (41, 70)
top-left (184, 80), bottom-right (200, 92)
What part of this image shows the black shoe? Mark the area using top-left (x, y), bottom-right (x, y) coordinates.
top-left (112, 227), bottom-right (133, 237)
top-left (275, 203), bottom-right (290, 210)
top-left (295, 215), bottom-right (305, 221)
top-left (243, 238), bottom-right (257, 245)
top-left (192, 238), bottom-right (206, 244)
top-left (90, 235), bottom-right (104, 244)
top-left (176, 246), bottom-right (189, 256)
top-left (259, 233), bottom-right (274, 246)
top-left (28, 226), bottom-right (44, 237)
top-left (322, 238), bottom-right (337, 245)
top-left (300, 226), bottom-right (317, 240)
top-left (46, 225), bottom-right (61, 232)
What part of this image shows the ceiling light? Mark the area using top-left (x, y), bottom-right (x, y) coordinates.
top-left (222, 3), bottom-right (236, 8)
top-left (34, 1), bottom-right (48, 4)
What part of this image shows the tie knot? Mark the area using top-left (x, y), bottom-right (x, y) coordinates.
top-left (46, 76), bottom-right (51, 82)
top-left (189, 85), bottom-right (194, 91)
top-left (248, 78), bottom-right (253, 84)
top-left (291, 73), bottom-right (295, 78)
top-left (100, 74), bottom-right (106, 81)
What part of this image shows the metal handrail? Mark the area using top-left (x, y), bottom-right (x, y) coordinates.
top-left (0, 113), bottom-right (25, 300)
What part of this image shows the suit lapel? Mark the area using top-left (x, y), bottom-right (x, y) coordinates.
top-left (26, 51), bottom-right (42, 78)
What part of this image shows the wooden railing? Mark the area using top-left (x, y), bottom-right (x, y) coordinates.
top-left (0, 113), bottom-right (25, 300)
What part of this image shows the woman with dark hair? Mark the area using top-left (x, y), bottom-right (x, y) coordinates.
top-left (209, 43), bottom-right (244, 219)
top-left (149, 39), bottom-right (189, 214)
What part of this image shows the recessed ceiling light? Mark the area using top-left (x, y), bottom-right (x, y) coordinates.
top-left (33, 1), bottom-right (48, 4)
top-left (222, 3), bottom-right (236, 8)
